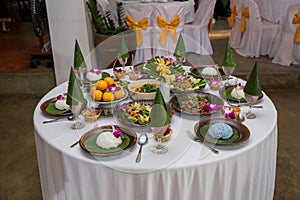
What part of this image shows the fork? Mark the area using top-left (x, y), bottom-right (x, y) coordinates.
top-left (186, 130), bottom-right (219, 154)
top-left (227, 101), bottom-right (263, 108)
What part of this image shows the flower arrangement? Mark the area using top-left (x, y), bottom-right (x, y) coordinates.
top-left (142, 56), bottom-right (185, 83)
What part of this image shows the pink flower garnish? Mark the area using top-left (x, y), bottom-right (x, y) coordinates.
top-left (112, 126), bottom-right (124, 138)
top-left (114, 68), bottom-right (123, 73)
top-left (166, 125), bottom-right (171, 133)
top-left (107, 84), bottom-right (121, 93)
top-left (175, 74), bottom-right (186, 81)
top-left (221, 106), bottom-right (235, 119)
top-left (134, 70), bottom-right (141, 75)
top-left (90, 67), bottom-right (101, 75)
top-left (203, 103), bottom-right (221, 112)
top-left (209, 79), bottom-right (220, 86)
top-left (236, 83), bottom-right (244, 89)
top-left (56, 93), bottom-right (67, 100)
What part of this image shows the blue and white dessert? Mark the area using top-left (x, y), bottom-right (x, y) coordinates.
top-left (207, 122), bottom-right (233, 139)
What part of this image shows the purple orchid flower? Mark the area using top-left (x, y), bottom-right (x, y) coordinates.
top-left (90, 68), bottom-right (101, 75)
top-left (112, 126), bottom-right (124, 138)
top-left (56, 93), bottom-right (67, 100)
top-left (203, 103), bottom-right (221, 112)
top-left (221, 106), bottom-right (235, 119)
top-left (114, 68), bottom-right (122, 73)
top-left (116, 102), bottom-right (129, 112)
top-left (107, 84), bottom-right (121, 93)
top-left (209, 79), bottom-right (220, 86)
top-left (175, 74), bottom-right (186, 81)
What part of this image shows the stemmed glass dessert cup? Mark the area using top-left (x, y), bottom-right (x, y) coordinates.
top-left (222, 66), bottom-right (235, 86)
top-left (70, 102), bottom-right (86, 129)
top-left (151, 125), bottom-right (168, 154)
top-left (117, 57), bottom-right (128, 71)
top-left (244, 93), bottom-right (259, 119)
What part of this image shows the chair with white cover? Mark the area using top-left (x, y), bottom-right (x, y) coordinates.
top-left (182, 0), bottom-right (216, 55)
top-left (235, 0), bottom-right (280, 58)
top-left (151, 4), bottom-right (185, 57)
top-left (228, 0), bottom-right (243, 49)
top-left (123, 4), bottom-right (153, 64)
top-left (270, 4), bottom-right (300, 66)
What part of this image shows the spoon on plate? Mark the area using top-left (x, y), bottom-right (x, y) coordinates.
top-left (136, 134), bottom-right (148, 163)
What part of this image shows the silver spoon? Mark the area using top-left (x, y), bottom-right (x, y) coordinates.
top-left (136, 134), bottom-right (148, 163)
top-left (43, 116), bottom-right (73, 124)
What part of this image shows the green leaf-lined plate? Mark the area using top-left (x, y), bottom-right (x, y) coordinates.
top-left (219, 85), bottom-right (263, 103)
top-left (194, 118), bottom-right (250, 145)
top-left (79, 125), bottom-right (137, 157)
top-left (40, 98), bottom-right (72, 116)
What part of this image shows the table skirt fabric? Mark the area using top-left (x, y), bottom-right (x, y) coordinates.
top-left (35, 125), bottom-right (277, 200)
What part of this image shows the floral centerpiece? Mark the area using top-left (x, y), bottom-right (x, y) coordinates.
top-left (141, 55), bottom-right (185, 83)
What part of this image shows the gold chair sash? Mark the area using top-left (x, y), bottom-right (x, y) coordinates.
top-left (125, 15), bottom-right (148, 46)
top-left (157, 15), bottom-right (180, 46)
top-left (292, 12), bottom-right (300, 44)
top-left (228, 5), bottom-right (237, 27)
top-left (240, 7), bottom-right (249, 33)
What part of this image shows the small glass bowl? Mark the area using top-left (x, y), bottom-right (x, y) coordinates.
top-left (81, 108), bottom-right (102, 123)
top-left (154, 128), bottom-right (172, 142)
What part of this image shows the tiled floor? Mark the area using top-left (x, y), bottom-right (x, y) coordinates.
top-left (0, 18), bottom-right (300, 199)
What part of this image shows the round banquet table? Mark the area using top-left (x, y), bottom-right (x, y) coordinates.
top-left (33, 68), bottom-right (277, 200)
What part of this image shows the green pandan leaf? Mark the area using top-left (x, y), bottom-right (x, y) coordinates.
top-left (148, 90), bottom-right (170, 127)
top-left (173, 33), bottom-right (186, 57)
top-left (118, 34), bottom-right (129, 59)
top-left (66, 67), bottom-right (85, 105)
top-left (74, 40), bottom-right (87, 69)
top-left (222, 42), bottom-right (236, 67)
top-left (244, 62), bottom-right (262, 96)
top-left (45, 102), bottom-right (70, 115)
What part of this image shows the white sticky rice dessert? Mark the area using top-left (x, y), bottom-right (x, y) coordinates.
top-left (201, 67), bottom-right (218, 76)
top-left (96, 131), bottom-right (122, 149)
top-left (55, 99), bottom-right (69, 110)
top-left (231, 86), bottom-right (245, 100)
top-left (208, 122), bottom-right (233, 139)
top-left (86, 72), bottom-right (102, 82)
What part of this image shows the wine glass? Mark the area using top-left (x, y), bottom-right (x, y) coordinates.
top-left (117, 57), bottom-right (128, 71)
top-left (74, 67), bottom-right (88, 94)
top-left (222, 66), bottom-right (235, 86)
top-left (151, 125), bottom-right (168, 154)
top-left (70, 102), bottom-right (86, 129)
top-left (244, 93), bottom-right (259, 119)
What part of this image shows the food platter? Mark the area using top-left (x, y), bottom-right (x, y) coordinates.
top-left (40, 97), bottom-right (72, 116)
top-left (219, 85), bottom-right (263, 103)
top-left (190, 65), bottom-right (225, 80)
top-left (115, 100), bottom-right (174, 127)
top-left (79, 125), bottom-right (137, 157)
top-left (127, 79), bottom-right (160, 100)
top-left (194, 118), bottom-right (250, 145)
top-left (169, 92), bottom-right (224, 115)
top-left (169, 76), bottom-right (207, 93)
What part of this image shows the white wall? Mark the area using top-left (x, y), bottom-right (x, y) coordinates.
top-left (45, 0), bottom-right (94, 85)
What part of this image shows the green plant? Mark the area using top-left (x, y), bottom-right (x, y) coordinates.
top-left (86, 0), bottom-right (129, 35)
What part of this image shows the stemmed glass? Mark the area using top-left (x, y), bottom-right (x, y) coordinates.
top-left (74, 67), bottom-right (88, 94)
top-left (117, 57), bottom-right (128, 71)
top-left (151, 125), bottom-right (168, 154)
top-left (70, 102), bottom-right (86, 129)
top-left (244, 93), bottom-right (259, 119)
top-left (222, 66), bottom-right (235, 86)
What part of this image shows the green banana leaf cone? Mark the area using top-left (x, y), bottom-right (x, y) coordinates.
top-left (118, 34), bottom-right (129, 59)
top-left (222, 42), bottom-right (236, 67)
top-left (66, 67), bottom-right (85, 106)
top-left (244, 62), bottom-right (262, 96)
top-left (74, 39), bottom-right (88, 69)
top-left (173, 33), bottom-right (186, 58)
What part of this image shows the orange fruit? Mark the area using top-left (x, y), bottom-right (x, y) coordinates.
top-left (104, 77), bottom-right (115, 86)
top-left (114, 87), bottom-right (124, 99)
top-left (90, 85), bottom-right (97, 95)
top-left (96, 80), bottom-right (108, 91)
top-left (103, 91), bottom-right (115, 102)
top-left (92, 90), bottom-right (103, 101)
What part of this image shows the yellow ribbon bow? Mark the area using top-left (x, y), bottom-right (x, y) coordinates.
top-left (157, 15), bottom-right (180, 46)
top-left (228, 5), bottom-right (237, 27)
top-left (292, 12), bottom-right (300, 44)
top-left (240, 7), bottom-right (249, 33)
top-left (125, 15), bottom-right (148, 46)
top-left (208, 13), bottom-right (214, 34)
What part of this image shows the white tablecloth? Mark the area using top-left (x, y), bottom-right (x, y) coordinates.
top-left (33, 70), bottom-right (278, 200)
top-left (111, 0), bottom-right (195, 23)
top-left (254, 0), bottom-right (300, 24)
